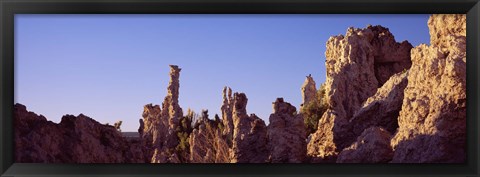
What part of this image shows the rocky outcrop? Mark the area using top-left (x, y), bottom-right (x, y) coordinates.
top-left (230, 93), bottom-right (269, 163)
top-left (390, 14), bottom-right (466, 163)
top-left (337, 127), bottom-right (393, 163)
top-left (307, 25), bottom-right (412, 161)
top-left (142, 65), bottom-right (184, 163)
top-left (349, 71), bottom-right (408, 142)
top-left (301, 74), bottom-right (317, 109)
top-left (267, 98), bottom-right (306, 163)
top-left (14, 104), bottom-right (145, 163)
top-left (221, 86), bottom-right (234, 138)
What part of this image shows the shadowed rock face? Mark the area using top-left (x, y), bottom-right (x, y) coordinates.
top-left (14, 104), bottom-right (145, 163)
top-left (230, 93), bottom-right (269, 163)
top-left (390, 14), bottom-right (466, 163)
top-left (337, 127), bottom-right (393, 163)
top-left (307, 25), bottom-right (412, 161)
top-left (267, 98), bottom-right (306, 163)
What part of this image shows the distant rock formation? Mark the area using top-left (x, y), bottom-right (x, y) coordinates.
top-left (390, 14), bottom-right (466, 163)
top-left (142, 65), bottom-right (183, 163)
top-left (14, 104), bottom-right (145, 163)
top-left (301, 74), bottom-right (317, 109)
top-left (230, 93), bottom-right (269, 163)
top-left (307, 25), bottom-right (412, 161)
top-left (267, 98), bottom-right (306, 163)
top-left (221, 86), bottom-right (234, 139)
top-left (337, 127), bottom-right (393, 163)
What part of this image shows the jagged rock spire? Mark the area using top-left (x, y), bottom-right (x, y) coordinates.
top-left (301, 74), bottom-right (317, 109)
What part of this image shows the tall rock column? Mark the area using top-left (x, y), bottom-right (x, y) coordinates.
top-left (307, 25), bottom-right (412, 162)
top-left (230, 93), bottom-right (269, 163)
top-left (142, 65), bottom-right (184, 163)
top-left (221, 86), bottom-right (234, 138)
top-left (391, 14), bottom-right (466, 163)
top-left (301, 74), bottom-right (317, 109)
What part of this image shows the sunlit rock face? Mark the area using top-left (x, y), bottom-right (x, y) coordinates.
top-left (390, 14), bottom-right (466, 163)
top-left (307, 25), bottom-right (412, 161)
top-left (14, 104), bottom-right (145, 163)
top-left (337, 127), bottom-right (393, 163)
top-left (267, 98), bottom-right (306, 163)
top-left (230, 93), bottom-right (269, 163)
top-left (221, 86), bottom-right (234, 138)
top-left (142, 65), bottom-right (184, 163)
top-left (301, 75), bottom-right (317, 109)
top-left (348, 71), bottom-right (408, 146)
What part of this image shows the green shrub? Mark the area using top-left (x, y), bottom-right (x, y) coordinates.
top-left (301, 83), bottom-right (328, 135)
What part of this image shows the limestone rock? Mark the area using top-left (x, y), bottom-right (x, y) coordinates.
top-left (14, 104), bottom-right (145, 163)
top-left (267, 98), bottom-right (306, 163)
top-left (337, 127), bottom-right (393, 163)
top-left (301, 74), bottom-right (317, 109)
top-left (307, 25), bottom-right (412, 160)
top-left (230, 93), bottom-right (269, 163)
top-left (349, 71), bottom-right (408, 143)
top-left (391, 14), bottom-right (466, 163)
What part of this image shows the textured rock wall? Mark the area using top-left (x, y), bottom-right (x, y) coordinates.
top-left (390, 14), bottom-right (466, 163)
top-left (221, 86), bottom-right (234, 138)
top-left (307, 25), bottom-right (412, 161)
top-left (349, 71), bottom-right (408, 144)
top-left (267, 98), bottom-right (306, 163)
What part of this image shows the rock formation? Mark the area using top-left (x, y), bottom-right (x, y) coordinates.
top-left (221, 86), bottom-right (234, 138)
top-left (390, 14), bottom-right (466, 163)
top-left (307, 25), bottom-right (412, 161)
top-left (349, 71), bottom-right (408, 143)
top-left (14, 104), bottom-right (145, 163)
top-left (301, 74), bottom-right (317, 109)
top-left (230, 93), bottom-right (269, 163)
top-left (267, 98), bottom-right (306, 163)
top-left (142, 65), bottom-right (184, 163)
top-left (337, 127), bottom-right (393, 163)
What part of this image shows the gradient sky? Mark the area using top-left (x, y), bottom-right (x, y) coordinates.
top-left (15, 14), bottom-right (430, 132)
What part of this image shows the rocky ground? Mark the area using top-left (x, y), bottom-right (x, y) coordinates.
top-left (15, 14), bottom-right (466, 163)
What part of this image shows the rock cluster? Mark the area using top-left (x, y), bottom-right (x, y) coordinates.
top-left (267, 98), bottom-right (306, 163)
top-left (307, 25), bottom-right (413, 161)
top-left (14, 104), bottom-right (145, 163)
top-left (390, 14), bottom-right (466, 163)
top-left (15, 15), bottom-right (466, 164)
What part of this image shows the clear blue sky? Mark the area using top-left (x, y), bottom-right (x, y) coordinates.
top-left (15, 14), bottom-right (430, 132)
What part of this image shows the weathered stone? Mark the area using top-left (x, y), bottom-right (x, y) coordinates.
top-left (391, 14), bottom-right (466, 163)
top-left (230, 93), bottom-right (269, 163)
top-left (267, 98), bottom-right (306, 163)
top-left (221, 87), bottom-right (234, 138)
top-left (14, 104), bottom-right (145, 163)
top-left (349, 71), bottom-right (408, 143)
top-left (337, 127), bottom-right (393, 163)
top-left (307, 25), bottom-right (412, 161)
top-left (301, 74), bottom-right (317, 109)
top-left (142, 65), bottom-right (184, 163)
